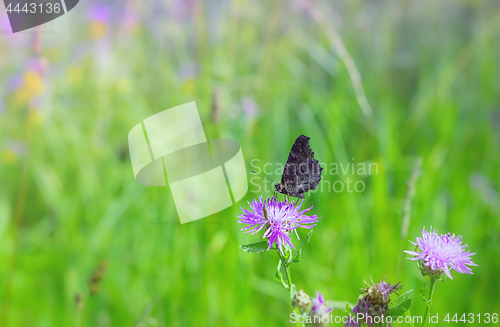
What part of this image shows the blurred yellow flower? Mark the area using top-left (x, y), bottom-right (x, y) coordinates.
top-left (10, 89), bottom-right (30, 108)
top-left (0, 149), bottom-right (18, 166)
top-left (89, 22), bottom-right (108, 39)
top-left (23, 70), bottom-right (44, 97)
top-left (9, 70), bottom-right (45, 108)
top-left (181, 78), bottom-right (197, 96)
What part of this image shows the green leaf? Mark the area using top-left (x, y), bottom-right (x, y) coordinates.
top-left (290, 284), bottom-right (297, 299)
top-left (239, 241), bottom-right (268, 253)
top-left (274, 269), bottom-right (282, 283)
top-left (392, 289), bottom-right (414, 307)
top-left (284, 248), bottom-right (291, 261)
top-left (288, 229), bottom-right (313, 264)
top-left (387, 298), bottom-right (412, 317)
top-left (387, 290), bottom-right (413, 317)
top-left (275, 260), bottom-right (282, 281)
top-left (275, 260), bottom-right (290, 290)
top-left (289, 251), bottom-right (301, 263)
top-left (420, 282), bottom-right (430, 305)
top-left (299, 229), bottom-right (313, 250)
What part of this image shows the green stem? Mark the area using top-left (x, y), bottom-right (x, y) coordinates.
top-left (285, 260), bottom-right (293, 291)
top-left (421, 277), bottom-right (437, 327)
top-left (276, 247), bottom-right (292, 290)
top-left (276, 247), bottom-right (303, 326)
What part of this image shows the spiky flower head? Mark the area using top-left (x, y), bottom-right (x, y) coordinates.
top-left (345, 277), bottom-right (402, 327)
top-left (238, 196), bottom-right (320, 252)
top-left (404, 227), bottom-right (477, 279)
top-left (309, 291), bottom-right (332, 326)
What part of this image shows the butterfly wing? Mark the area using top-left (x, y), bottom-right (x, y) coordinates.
top-left (275, 135), bottom-right (323, 198)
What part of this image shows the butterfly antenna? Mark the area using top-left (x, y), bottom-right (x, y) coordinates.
top-left (251, 170), bottom-right (275, 183)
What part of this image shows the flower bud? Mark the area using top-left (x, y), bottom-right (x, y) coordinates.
top-left (292, 289), bottom-right (311, 314)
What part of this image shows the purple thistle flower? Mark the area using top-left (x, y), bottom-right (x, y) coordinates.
top-left (311, 291), bottom-right (333, 316)
top-left (238, 196), bottom-right (320, 252)
top-left (345, 278), bottom-right (402, 327)
top-left (404, 227), bottom-right (477, 280)
top-left (309, 291), bottom-right (333, 326)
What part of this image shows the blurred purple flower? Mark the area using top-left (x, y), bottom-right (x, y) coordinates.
top-left (241, 96), bottom-right (258, 118)
top-left (346, 278), bottom-right (402, 327)
top-left (6, 75), bottom-right (24, 92)
top-left (87, 4), bottom-right (113, 39)
top-left (171, 0), bottom-right (196, 22)
top-left (238, 196), bottom-right (320, 252)
top-left (309, 291), bottom-right (332, 325)
top-left (405, 227), bottom-right (477, 279)
top-left (121, 10), bottom-right (140, 33)
top-left (89, 5), bottom-right (112, 23)
top-left (26, 58), bottom-right (48, 76)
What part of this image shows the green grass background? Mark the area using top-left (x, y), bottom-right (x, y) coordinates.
top-left (0, 0), bottom-right (499, 326)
